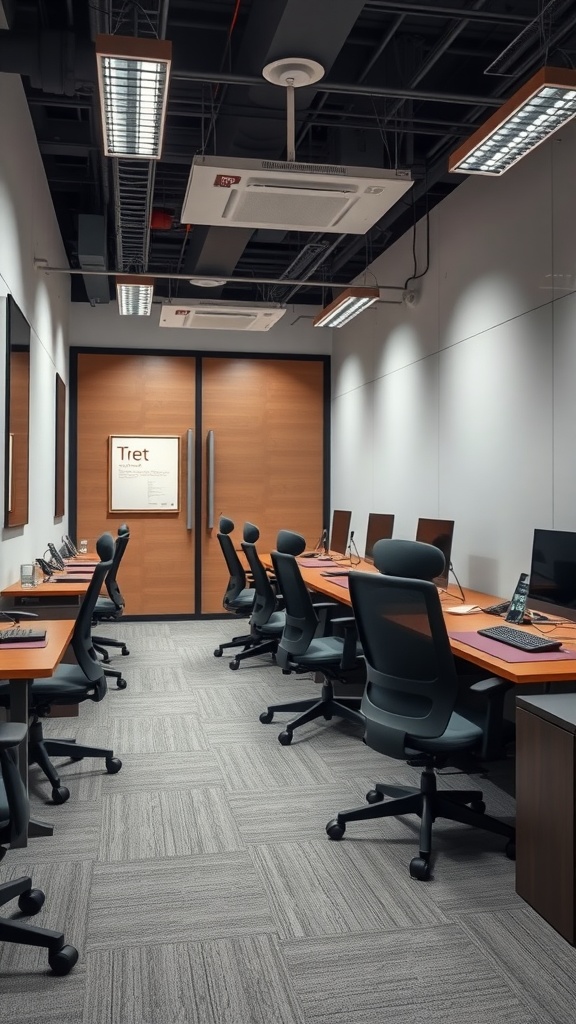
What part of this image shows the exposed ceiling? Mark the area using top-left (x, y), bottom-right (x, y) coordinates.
top-left (2, 0), bottom-right (576, 307)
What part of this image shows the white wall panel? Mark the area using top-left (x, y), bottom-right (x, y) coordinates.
top-left (551, 119), bottom-right (576, 302)
top-left (552, 290), bottom-right (576, 530)
top-left (331, 384), bottom-right (374, 552)
top-left (0, 74), bottom-right (70, 590)
top-left (438, 140), bottom-right (553, 349)
top-left (372, 356), bottom-right (439, 542)
top-left (439, 304), bottom-right (553, 595)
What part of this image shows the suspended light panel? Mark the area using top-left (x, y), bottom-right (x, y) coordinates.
top-left (449, 67), bottom-right (576, 176)
top-left (95, 35), bottom-right (172, 159)
top-left (313, 287), bottom-right (379, 328)
top-left (116, 276), bottom-right (154, 315)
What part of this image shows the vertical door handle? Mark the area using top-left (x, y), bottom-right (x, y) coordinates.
top-left (186, 429), bottom-right (194, 530)
top-left (207, 430), bottom-right (215, 529)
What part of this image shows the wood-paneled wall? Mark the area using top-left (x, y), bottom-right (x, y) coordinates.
top-left (74, 351), bottom-right (325, 616)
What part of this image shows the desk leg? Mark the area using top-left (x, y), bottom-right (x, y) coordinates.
top-left (8, 678), bottom-right (54, 847)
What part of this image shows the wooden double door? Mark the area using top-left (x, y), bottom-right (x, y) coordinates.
top-left (74, 352), bottom-right (326, 615)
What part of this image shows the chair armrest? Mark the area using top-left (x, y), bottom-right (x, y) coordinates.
top-left (331, 616), bottom-right (355, 627)
top-left (470, 676), bottom-right (511, 694)
top-left (313, 602), bottom-right (339, 610)
top-left (331, 617), bottom-right (358, 669)
top-left (0, 723), bottom-right (27, 749)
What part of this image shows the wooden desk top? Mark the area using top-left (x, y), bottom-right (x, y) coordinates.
top-left (1, 578), bottom-right (91, 597)
top-left (262, 554), bottom-right (576, 686)
top-left (0, 619), bottom-right (75, 678)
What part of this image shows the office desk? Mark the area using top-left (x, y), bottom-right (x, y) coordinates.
top-left (2, 576), bottom-right (91, 610)
top-left (263, 554), bottom-right (576, 687)
top-left (0, 619), bottom-right (75, 846)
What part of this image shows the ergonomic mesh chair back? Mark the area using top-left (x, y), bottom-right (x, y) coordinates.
top-left (213, 518), bottom-right (256, 659)
top-left (0, 723), bottom-right (78, 974)
top-left (326, 539), bottom-right (514, 880)
top-left (222, 522), bottom-right (286, 670)
top-left (92, 523), bottom-right (130, 688)
top-left (259, 531), bottom-right (364, 744)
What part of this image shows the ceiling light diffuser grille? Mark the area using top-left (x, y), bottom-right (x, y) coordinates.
top-left (96, 35), bottom-right (172, 159)
top-left (116, 275), bottom-right (154, 315)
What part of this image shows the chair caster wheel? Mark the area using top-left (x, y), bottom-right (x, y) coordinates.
top-left (101, 653), bottom-right (110, 664)
top-left (18, 888), bottom-right (45, 915)
top-left (105, 757), bottom-right (122, 774)
top-left (409, 856), bottom-right (431, 881)
top-left (323, 712), bottom-right (333, 721)
top-left (69, 755), bottom-right (84, 762)
top-left (49, 945), bottom-right (79, 976)
top-left (469, 800), bottom-right (485, 814)
top-left (259, 710), bottom-right (273, 724)
top-left (121, 647), bottom-right (129, 656)
top-left (326, 819), bottom-right (345, 840)
top-left (229, 660), bottom-right (239, 671)
top-left (214, 648), bottom-right (223, 658)
top-left (505, 839), bottom-right (516, 861)
top-left (278, 730), bottom-right (292, 745)
top-left (281, 669), bottom-right (291, 675)
top-left (52, 786), bottom-right (70, 804)
top-left (116, 677), bottom-right (127, 689)
top-left (366, 789), bottom-right (384, 804)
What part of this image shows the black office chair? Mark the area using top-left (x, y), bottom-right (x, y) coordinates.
top-left (0, 723), bottom-right (79, 974)
top-left (326, 539), bottom-right (515, 880)
top-left (213, 517), bottom-right (256, 659)
top-left (259, 530), bottom-right (365, 745)
top-left (0, 533), bottom-right (122, 805)
top-left (91, 523), bottom-right (130, 689)
top-left (224, 522), bottom-right (286, 670)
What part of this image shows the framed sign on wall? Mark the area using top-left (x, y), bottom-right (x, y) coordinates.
top-left (109, 435), bottom-right (180, 512)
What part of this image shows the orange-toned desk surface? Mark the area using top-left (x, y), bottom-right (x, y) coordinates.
top-left (0, 618), bottom-right (75, 845)
top-left (2, 577), bottom-right (91, 598)
top-left (262, 553), bottom-right (576, 687)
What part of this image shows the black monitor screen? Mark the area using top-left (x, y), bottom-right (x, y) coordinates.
top-left (528, 528), bottom-right (576, 621)
top-left (365, 513), bottom-right (395, 562)
top-left (415, 518), bottom-right (455, 588)
top-left (330, 509), bottom-right (351, 555)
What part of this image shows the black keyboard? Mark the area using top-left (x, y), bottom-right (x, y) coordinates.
top-left (0, 627), bottom-right (47, 643)
top-left (477, 625), bottom-right (562, 653)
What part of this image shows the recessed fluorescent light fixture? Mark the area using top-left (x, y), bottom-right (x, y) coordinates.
top-left (116, 275), bottom-right (154, 315)
top-left (95, 34), bottom-right (172, 159)
top-left (449, 66), bottom-right (576, 176)
top-left (313, 287), bottom-right (379, 328)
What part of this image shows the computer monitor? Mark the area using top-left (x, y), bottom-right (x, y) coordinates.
top-left (528, 528), bottom-right (576, 622)
top-left (364, 513), bottom-right (395, 563)
top-left (415, 518), bottom-right (455, 589)
top-left (329, 509), bottom-right (352, 555)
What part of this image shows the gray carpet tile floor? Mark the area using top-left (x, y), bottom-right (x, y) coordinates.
top-left (1, 618), bottom-right (575, 1023)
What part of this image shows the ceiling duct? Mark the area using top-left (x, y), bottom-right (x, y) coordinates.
top-left (159, 300), bottom-right (286, 331)
top-left (78, 214), bottom-right (110, 305)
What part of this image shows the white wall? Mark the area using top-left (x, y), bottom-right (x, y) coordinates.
top-left (0, 73), bottom-right (70, 590)
top-left (69, 301), bottom-right (331, 355)
top-left (331, 119), bottom-right (576, 598)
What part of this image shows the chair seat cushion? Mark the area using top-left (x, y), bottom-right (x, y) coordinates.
top-left (296, 636), bottom-right (362, 667)
top-left (407, 711), bottom-right (483, 754)
top-left (94, 597), bottom-right (121, 617)
top-left (228, 588), bottom-right (255, 611)
top-left (0, 665), bottom-right (101, 709)
top-left (259, 611), bottom-right (285, 636)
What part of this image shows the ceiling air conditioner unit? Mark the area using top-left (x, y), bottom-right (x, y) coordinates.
top-left (181, 156), bottom-right (413, 235)
top-left (159, 300), bottom-right (286, 332)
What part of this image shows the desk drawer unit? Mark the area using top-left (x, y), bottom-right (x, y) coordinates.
top-left (516, 695), bottom-right (576, 944)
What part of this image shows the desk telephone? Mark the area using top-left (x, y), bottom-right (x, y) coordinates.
top-left (62, 534), bottom-right (78, 557)
top-left (36, 557), bottom-right (61, 577)
top-left (47, 543), bottom-right (66, 570)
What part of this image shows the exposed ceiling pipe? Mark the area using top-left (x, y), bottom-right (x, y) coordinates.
top-left (34, 263), bottom-right (404, 290)
top-left (364, 1), bottom-right (532, 25)
top-left (171, 66), bottom-right (502, 107)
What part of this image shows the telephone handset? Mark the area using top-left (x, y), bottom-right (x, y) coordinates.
top-left (47, 543), bottom-right (66, 570)
top-left (62, 534), bottom-right (79, 557)
top-left (36, 557), bottom-right (58, 577)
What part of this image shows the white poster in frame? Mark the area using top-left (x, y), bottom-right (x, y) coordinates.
top-left (109, 435), bottom-right (180, 513)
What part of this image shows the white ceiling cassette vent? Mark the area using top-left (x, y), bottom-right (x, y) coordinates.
top-left (181, 155), bottom-right (413, 235)
top-left (159, 300), bottom-right (286, 332)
